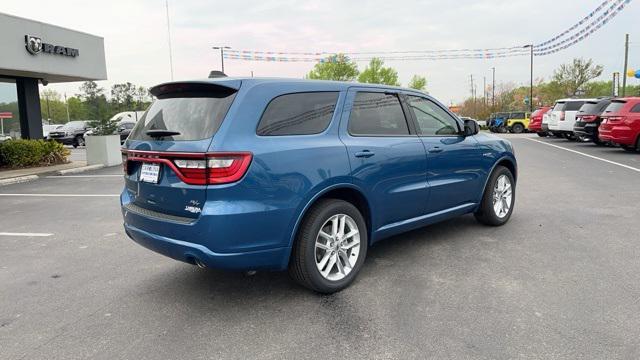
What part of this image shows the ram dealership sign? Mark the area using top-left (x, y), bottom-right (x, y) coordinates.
top-left (25, 35), bottom-right (79, 57)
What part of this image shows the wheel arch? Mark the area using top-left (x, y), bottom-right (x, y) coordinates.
top-left (286, 184), bottom-right (373, 251)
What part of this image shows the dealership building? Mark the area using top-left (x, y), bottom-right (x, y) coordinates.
top-left (0, 12), bottom-right (107, 139)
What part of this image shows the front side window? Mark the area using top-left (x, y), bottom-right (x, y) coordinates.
top-left (257, 92), bottom-right (338, 136)
top-left (406, 96), bottom-right (459, 136)
top-left (348, 92), bottom-right (409, 136)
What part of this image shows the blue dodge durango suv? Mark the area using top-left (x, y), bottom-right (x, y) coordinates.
top-left (121, 78), bottom-right (517, 293)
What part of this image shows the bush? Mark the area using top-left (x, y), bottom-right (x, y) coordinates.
top-left (0, 139), bottom-right (70, 168)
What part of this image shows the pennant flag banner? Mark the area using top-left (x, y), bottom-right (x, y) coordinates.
top-left (223, 0), bottom-right (632, 63)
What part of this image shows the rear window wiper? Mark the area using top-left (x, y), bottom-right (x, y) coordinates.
top-left (146, 130), bottom-right (181, 138)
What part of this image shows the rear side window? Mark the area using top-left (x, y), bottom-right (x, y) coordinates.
top-left (510, 112), bottom-right (525, 119)
top-left (552, 102), bottom-right (565, 111)
top-left (564, 101), bottom-right (585, 111)
top-left (257, 92), bottom-right (338, 136)
top-left (349, 92), bottom-right (410, 136)
top-left (129, 89), bottom-right (236, 141)
top-left (630, 103), bottom-right (640, 113)
top-left (603, 101), bottom-right (626, 114)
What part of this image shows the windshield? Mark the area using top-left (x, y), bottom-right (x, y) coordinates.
top-left (128, 90), bottom-right (236, 141)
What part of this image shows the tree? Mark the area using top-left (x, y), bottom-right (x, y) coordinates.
top-left (408, 75), bottom-right (427, 91)
top-left (110, 82), bottom-right (137, 112)
top-left (357, 58), bottom-right (400, 86)
top-left (552, 58), bottom-right (604, 97)
top-left (77, 81), bottom-right (109, 121)
top-left (306, 54), bottom-right (359, 81)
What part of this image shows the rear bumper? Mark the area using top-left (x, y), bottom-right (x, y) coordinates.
top-left (124, 223), bottom-right (290, 270)
top-left (573, 121), bottom-right (599, 137)
top-left (598, 125), bottom-right (636, 145)
top-left (120, 190), bottom-right (294, 271)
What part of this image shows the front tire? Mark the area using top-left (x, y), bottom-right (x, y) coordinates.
top-left (289, 199), bottom-right (367, 293)
top-left (74, 136), bottom-right (85, 148)
top-left (474, 166), bottom-right (515, 226)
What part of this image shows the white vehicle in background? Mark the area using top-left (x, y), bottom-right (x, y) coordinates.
top-left (0, 134), bottom-right (12, 142)
top-left (459, 116), bottom-right (486, 128)
top-left (548, 98), bottom-right (595, 140)
top-left (43, 124), bottom-right (63, 139)
top-left (110, 111), bottom-right (145, 123)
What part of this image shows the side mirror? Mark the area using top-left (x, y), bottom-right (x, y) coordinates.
top-left (463, 119), bottom-right (480, 136)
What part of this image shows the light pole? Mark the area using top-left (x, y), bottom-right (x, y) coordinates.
top-left (491, 67), bottom-right (496, 110)
top-left (523, 44), bottom-right (534, 112)
top-left (212, 46), bottom-right (231, 73)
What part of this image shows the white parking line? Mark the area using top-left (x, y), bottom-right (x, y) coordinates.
top-left (526, 138), bottom-right (640, 173)
top-left (0, 232), bottom-right (53, 237)
top-left (45, 175), bottom-right (122, 178)
top-left (0, 194), bottom-right (119, 197)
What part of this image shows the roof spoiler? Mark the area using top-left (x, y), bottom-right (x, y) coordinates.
top-left (208, 71), bottom-right (227, 78)
top-left (149, 80), bottom-right (241, 98)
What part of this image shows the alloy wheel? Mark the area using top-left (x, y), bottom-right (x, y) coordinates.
top-left (315, 214), bottom-right (360, 281)
top-left (492, 174), bottom-right (512, 218)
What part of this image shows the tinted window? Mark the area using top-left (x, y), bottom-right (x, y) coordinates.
top-left (129, 90), bottom-right (236, 141)
top-left (603, 101), bottom-right (626, 114)
top-left (630, 103), bottom-right (640, 113)
top-left (407, 96), bottom-right (460, 136)
top-left (257, 92), bottom-right (338, 136)
top-left (552, 102), bottom-right (565, 111)
top-left (349, 92), bottom-right (409, 136)
top-left (578, 101), bottom-right (603, 115)
top-left (564, 101), bottom-right (585, 111)
top-left (510, 112), bottom-right (525, 119)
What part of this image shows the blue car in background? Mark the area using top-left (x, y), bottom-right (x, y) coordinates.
top-left (121, 78), bottom-right (517, 293)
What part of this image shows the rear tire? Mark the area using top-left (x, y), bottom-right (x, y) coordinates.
top-left (289, 199), bottom-right (367, 293)
top-left (553, 132), bottom-right (564, 138)
top-left (474, 166), bottom-right (515, 226)
top-left (511, 123), bottom-right (524, 134)
top-left (563, 133), bottom-right (577, 141)
top-left (536, 132), bottom-right (548, 137)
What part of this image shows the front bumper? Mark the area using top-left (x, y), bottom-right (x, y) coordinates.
top-left (49, 135), bottom-right (76, 145)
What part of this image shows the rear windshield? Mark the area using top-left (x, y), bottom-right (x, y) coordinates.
top-left (578, 101), bottom-right (609, 115)
top-left (552, 102), bottom-right (565, 111)
top-left (564, 101), bottom-right (585, 111)
top-left (603, 101), bottom-right (626, 114)
top-left (128, 90), bottom-right (236, 141)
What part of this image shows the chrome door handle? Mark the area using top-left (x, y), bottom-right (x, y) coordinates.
top-left (355, 151), bottom-right (375, 158)
top-left (428, 146), bottom-right (443, 153)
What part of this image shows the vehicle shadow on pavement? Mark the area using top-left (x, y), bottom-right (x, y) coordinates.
top-left (135, 215), bottom-right (483, 306)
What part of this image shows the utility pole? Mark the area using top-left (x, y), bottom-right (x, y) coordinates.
top-left (212, 46), bottom-right (231, 73)
top-left (470, 74), bottom-right (475, 118)
top-left (64, 93), bottom-right (70, 122)
top-left (483, 76), bottom-right (486, 106)
top-left (491, 67), bottom-right (496, 110)
top-left (523, 44), bottom-right (534, 112)
top-left (622, 34), bottom-right (629, 96)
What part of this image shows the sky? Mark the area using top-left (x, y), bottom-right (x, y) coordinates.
top-left (2, 0), bottom-right (639, 105)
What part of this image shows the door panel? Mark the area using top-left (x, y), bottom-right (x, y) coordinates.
top-left (340, 89), bottom-right (428, 230)
top-left (404, 95), bottom-right (483, 213)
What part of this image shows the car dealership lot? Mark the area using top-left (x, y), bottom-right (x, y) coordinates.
top-left (1, 134), bottom-right (639, 359)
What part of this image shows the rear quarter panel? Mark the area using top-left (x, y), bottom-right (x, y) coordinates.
top-left (207, 82), bottom-right (353, 252)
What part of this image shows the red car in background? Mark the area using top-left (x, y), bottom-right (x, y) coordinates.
top-left (528, 106), bottom-right (552, 137)
top-left (598, 97), bottom-right (640, 152)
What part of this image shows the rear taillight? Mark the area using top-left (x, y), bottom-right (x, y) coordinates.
top-left (607, 116), bottom-right (624, 122)
top-left (580, 115), bottom-right (597, 122)
top-left (559, 111), bottom-right (565, 121)
top-left (122, 150), bottom-right (252, 185)
top-left (122, 152), bottom-right (128, 173)
top-left (173, 153), bottom-right (252, 184)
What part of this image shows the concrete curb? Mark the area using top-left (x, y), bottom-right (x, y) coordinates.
top-left (57, 164), bottom-right (105, 175)
top-left (0, 175), bottom-right (39, 186)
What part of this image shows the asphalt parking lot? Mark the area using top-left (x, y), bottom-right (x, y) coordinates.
top-left (1, 134), bottom-right (639, 359)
